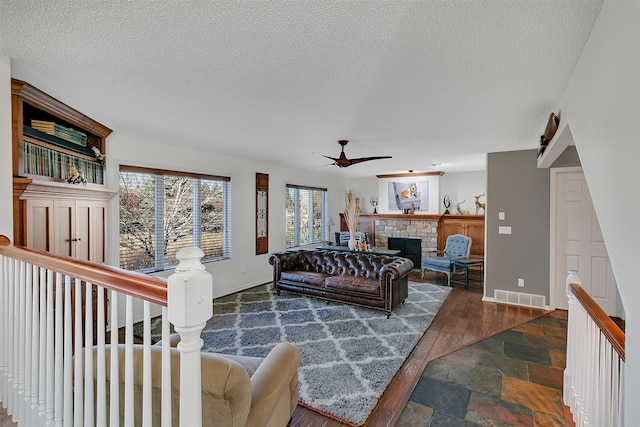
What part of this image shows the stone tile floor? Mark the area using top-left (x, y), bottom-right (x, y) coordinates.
top-left (397, 310), bottom-right (575, 426)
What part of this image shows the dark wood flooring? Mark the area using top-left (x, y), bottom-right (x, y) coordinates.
top-left (290, 270), bottom-right (548, 427)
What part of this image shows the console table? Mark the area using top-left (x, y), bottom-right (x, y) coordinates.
top-left (316, 245), bottom-right (401, 257)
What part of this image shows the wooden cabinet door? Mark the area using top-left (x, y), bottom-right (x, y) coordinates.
top-left (465, 220), bottom-right (485, 257)
top-left (26, 199), bottom-right (54, 252)
top-left (75, 200), bottom-right (92, 261)
top-left (53, 199), bottom-right (75, 257)
top-left (90, 200), bottom-right (107, 263)
top-left (438, 216), bottom-right (485, 257)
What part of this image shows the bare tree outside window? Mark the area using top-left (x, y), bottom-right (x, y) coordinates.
top-left (119, 169), bottom-right (230, 271)
top-left (285, 185), bottom-right (327, 248)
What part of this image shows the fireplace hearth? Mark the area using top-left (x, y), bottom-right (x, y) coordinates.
top-left (388, 237), bottom-right (422, 270)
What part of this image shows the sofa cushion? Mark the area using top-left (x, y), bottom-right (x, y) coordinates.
top-left (281, 271), bottom-right (328, 287)
top-left (325, 275), bottom-right (380, 296)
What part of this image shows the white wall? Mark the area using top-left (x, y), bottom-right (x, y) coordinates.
top-left (0, 56), bottom-right (13, 239)
top-left (107, 133), bottom-right (344, 298)
top-left (440, 171), bottom-right (487, 214)
top-left (556, 0), bottom-right (639, 420)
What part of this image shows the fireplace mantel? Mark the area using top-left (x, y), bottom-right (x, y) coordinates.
top-left (339, 213), bottom-right (485, 259)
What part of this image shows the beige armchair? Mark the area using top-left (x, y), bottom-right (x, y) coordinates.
top-left (91, 342), bottom-right (300, 427)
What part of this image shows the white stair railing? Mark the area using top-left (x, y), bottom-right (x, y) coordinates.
top-left (0, 236), bottom-right (213, 426)
top-left (564, 270), bottom-right (625, 427)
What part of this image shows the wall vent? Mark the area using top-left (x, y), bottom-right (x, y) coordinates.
top-left (494, 289), bottom-right (546, 309)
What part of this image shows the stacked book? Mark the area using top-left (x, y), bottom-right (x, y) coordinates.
top-left (31, 119), bottom-right (88, 147)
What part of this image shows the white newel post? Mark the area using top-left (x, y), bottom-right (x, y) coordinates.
top-left (167, 247), bottom-right (213, 427)
top-left (564, 270), bottom-right (581, 422)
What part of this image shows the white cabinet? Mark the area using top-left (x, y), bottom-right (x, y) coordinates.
top-left (21, 181), bottom-right (113, 263)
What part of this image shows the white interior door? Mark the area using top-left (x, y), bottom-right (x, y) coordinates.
top-left (553, 168), bottom-right (619, 315)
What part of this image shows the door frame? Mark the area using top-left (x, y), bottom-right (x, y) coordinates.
top-left (549, 166), bottom-right (583, 310)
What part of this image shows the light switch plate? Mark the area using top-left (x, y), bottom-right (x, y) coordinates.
top-left (498, 212), bottom-right (505, 220)
top-left (499, 226), bottom-right (512, 234)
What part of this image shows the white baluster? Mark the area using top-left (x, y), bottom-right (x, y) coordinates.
top-left (167, 247), bottom-right (213, 427)
top-left (63, 275), bottom-right (73, 426)
top-left (124, 295), bottom-right (134, 427)
top-left (17, 261), bottom-right (26, 423)
top-left (38, 267), bottom-right (47, 424)
top-left (54, 272), bottom-right (64, 426)
top-left (84, 282), bottom-right (95, 427)
top-left (24, 263), bottom-right (33, 424)
top-left (73, 278), bottom-right (84, 427)
top-left (0, 255), bottom-right (6, 405)
top-left (7, 259), bottom-right (15, 418)
top-left (45, 269), bottom-right (55, 425)
top-left (96, 285), bottom-right (107, 427)
top-left (109, 289), bottom-right (119, 427)
top-left (30, 265), bottom-right (40, 426)
top-left (142, 301), bottom-right (152, 427)
top-left (161, 306), bottom-right (171, 426)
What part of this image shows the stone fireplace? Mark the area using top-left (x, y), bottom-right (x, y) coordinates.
top-left (374, 216), bottom-right (439, 265)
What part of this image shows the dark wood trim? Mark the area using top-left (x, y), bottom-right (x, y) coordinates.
top-left (376, 171), bottom-right (444, 179)
top-left (570, 282), bottom-right (625, 361)
top-left (286, 183), bottom-right (328, 192)
top-left (256, 172), bottom-right (269, 255)
top-left (120, 165), bottom-right (231, 182)
top-left (0, 235), bottom-right (167, 306)
top-left (11, 79), bottom-right (112, 138)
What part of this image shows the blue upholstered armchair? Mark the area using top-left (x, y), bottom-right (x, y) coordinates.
top-left (422, 234), bottom-right (471, 286)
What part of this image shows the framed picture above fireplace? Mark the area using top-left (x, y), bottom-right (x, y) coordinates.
top-left (376, 172), bottom-right (442, 214)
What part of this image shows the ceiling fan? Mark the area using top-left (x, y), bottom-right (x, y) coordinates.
top-left (314, 140), bottom-right (392, 168)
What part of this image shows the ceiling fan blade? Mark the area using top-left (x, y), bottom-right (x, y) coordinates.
top-left (347, 156), bottom-right (393, 166)
top-left (313, 152), bottom-right (340, 163)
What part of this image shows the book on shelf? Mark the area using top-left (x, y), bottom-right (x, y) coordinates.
top-left (23, 141), bottom-right (104, 185)
top-left (30, 119), bottom-right (88, 147)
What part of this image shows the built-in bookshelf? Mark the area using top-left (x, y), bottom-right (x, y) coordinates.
top-left (11, 79), bottom-right (113, 248)
top-left (11, 79), bottom-right (112, 186)
top-left (23, 140), bottom-right (104, 184)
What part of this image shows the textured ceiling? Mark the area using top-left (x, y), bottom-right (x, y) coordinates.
top-left (0, 1), bottom-right (603, 177)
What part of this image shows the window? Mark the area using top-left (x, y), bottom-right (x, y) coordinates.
top-left (285, 184), bottom-right (327, 247)
top-left (119, 166), bottom-right (231, 272)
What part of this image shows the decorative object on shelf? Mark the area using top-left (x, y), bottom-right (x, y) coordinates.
top-left (455, 200), bottom-right (469, 215)
top-left (354, 234), bottom-right (370, 251)
top-left (343, 191), bottom-right (361, 249)
top-left (474, 193), bottom-right (486, 215)
top-left (314, 140), bottom-right (392, 168)
top-left (91, 145), bottom-right (106, 164)
top-left (443, 194), bottom-right (451, 214)
top-left (408, 202), bottom-right (415, 214)
top-left (369, 195), bottom-right (379, 213)
top-left (66, 164), bottom-right (87, 185)
top-left (538, 112), bottom-right (560, 157)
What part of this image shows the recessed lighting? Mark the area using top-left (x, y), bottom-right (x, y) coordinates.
top-left (408, 170), bottom-right (414, 173)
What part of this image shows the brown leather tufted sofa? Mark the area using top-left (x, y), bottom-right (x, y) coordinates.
top-left (269, 249), bottom-right (414, 317)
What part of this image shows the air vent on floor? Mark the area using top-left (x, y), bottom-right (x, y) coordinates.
top-left (494, 289), bottom-right (546, 309)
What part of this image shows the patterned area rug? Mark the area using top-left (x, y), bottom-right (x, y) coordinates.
top-left (200, 282), bottom-right (451, 426)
